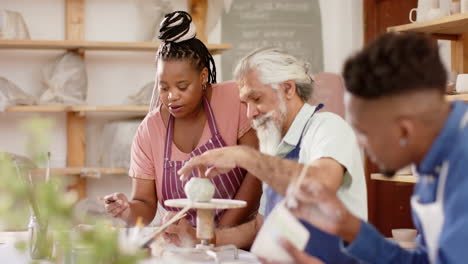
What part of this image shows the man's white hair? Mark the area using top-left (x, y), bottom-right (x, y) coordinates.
top-left (233, 47), bottom-right (314, 101)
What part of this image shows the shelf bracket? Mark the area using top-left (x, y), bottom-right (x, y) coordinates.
top-left (189, 0), bottom-right (208, 43)
top-left (66, 112), bottom-right (87, 199)
top-left (451, 33), bottom-right (468, 74)
top-left (65, 0), bottom-right (85, 41)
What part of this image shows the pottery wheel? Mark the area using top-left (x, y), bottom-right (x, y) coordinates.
top-left (164, 198), bottom-right (246, 246)
top-left (163, 198), bottom-right (248, 263)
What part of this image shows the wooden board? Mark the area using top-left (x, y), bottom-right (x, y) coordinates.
top-left (65, 0), bottom-right (87, 199)
top-left (189, 0), bottom-right (208, 43)
top-left (67, 112), bottom-right (86, 199)
top-left (451, 33), bottom-right (468, 74)
top-left (371, 174), bottom-right (418, 184)
top-left (31, 167), bottom-right (127, 177)
top-left (5, 105), bottom-right (149, 113)
top-left (388, 13), bottom-right (468, 35)
top-left (447, 93), bottom-right (468, 101)
top-left (0, 39), bottom-right (232, 54)
top-left (15, 93), bottom-right (465, 117)
top-left (5, 105), bottom-right (73, 112)
top-left (66, 0), bottom-right (85, 41)
top-left (71, 105), bottom-right (149, 112)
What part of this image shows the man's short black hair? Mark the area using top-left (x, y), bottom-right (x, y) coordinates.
top-left (343, 32), bottom-right (447, 99)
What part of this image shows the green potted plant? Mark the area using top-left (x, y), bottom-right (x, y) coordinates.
top-left (0, 117), bottom-right (146, 264)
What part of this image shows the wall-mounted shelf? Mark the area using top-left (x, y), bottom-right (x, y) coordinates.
top-left (388, 12), bottom-right (468, 92)
top-left (371, 173), bottom-right (417, 184)
top-left (32, 167), bottom-right (127, 178)
top-left (0, 39), bottom-right (232, 55)
top-left (387, 13), bottom-right (468, 37)
top-left (5, 105), bottom-right (149, 113)
top-left (446, 93), bottom-right (468, 101)
top-left (5, 94), bottom-right (466, 113)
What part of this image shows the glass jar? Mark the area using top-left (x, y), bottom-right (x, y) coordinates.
top-left (28, 215), bottom-right (52, 259)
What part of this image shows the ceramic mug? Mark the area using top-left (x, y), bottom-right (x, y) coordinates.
top-left (409, 8), bottom-right (424, 22)
top-left (456, 74), bottom-right (468, 93)
top-left (392, 228), bottom-right (417, 242)
top-left (447, 71), bottom-right (458, 93)
top-left (409, 0), bottom-right (439, 22)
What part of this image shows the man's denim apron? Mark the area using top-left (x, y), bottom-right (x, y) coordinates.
top-left (264, 104), bottom-right (357, 263)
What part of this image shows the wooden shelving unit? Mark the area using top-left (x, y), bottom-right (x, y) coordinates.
top-left (3, 0), bottom-right (229, 199)
top-left (0, 39), bottom-right (231, 55)
top-left (387, 13), bottom-right (468, 75)
top-left (387, 13), bottom-right (468, 36)
top-left (382, 13), bottom-right (468, 185)
top-left (371, 173), bottom-right (417, 184)
top-left (447, 93), bottom-right (468, 101)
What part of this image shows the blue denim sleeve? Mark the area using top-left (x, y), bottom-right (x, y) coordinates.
top-left (341, 221), bottom-right (429, 264)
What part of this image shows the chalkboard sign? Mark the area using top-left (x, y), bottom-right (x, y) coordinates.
top-left (221, 0), bottom-right (323, 81)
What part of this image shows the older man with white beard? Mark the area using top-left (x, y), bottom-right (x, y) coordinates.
top-left (173, 48), bottom-right (367, 263)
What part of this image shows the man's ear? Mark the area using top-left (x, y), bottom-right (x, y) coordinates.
top-left (399, 117), bottom-right (414, 148)
top-left (282, 80), bottom-right (297, 100)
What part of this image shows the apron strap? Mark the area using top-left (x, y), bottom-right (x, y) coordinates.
top-left (203, 95), bottom-right (220, 136)
top-left (436, 161), bottom-right (449, 202)
top-left (296, 103), bottom-right (324, 147)
top-left (163, 95), bottom-right (219, 161)
top-left (164, 115), bottom-right (175, 161)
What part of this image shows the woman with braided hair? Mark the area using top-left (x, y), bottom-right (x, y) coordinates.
top-left (103, 11), bottom-right (262, 235)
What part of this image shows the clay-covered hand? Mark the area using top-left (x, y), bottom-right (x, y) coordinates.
top-left (103, 192), bottom-right (130, 219)
top-left (159, 211), bottom-right (179, 245)
top-left (286, 179), bottom-right (361, 242)
top-left (178, 146), bottom-right (245, 181)
top-left (161, 213), bottom-right (196, 247)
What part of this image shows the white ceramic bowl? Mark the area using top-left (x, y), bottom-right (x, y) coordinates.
top-left (392, 228), bottom-right (417, 242)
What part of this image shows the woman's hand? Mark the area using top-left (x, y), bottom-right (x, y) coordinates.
top-left (103, 192), bottom-right (130, 219)
top-left (160, 211), bottom-right (197, 247)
